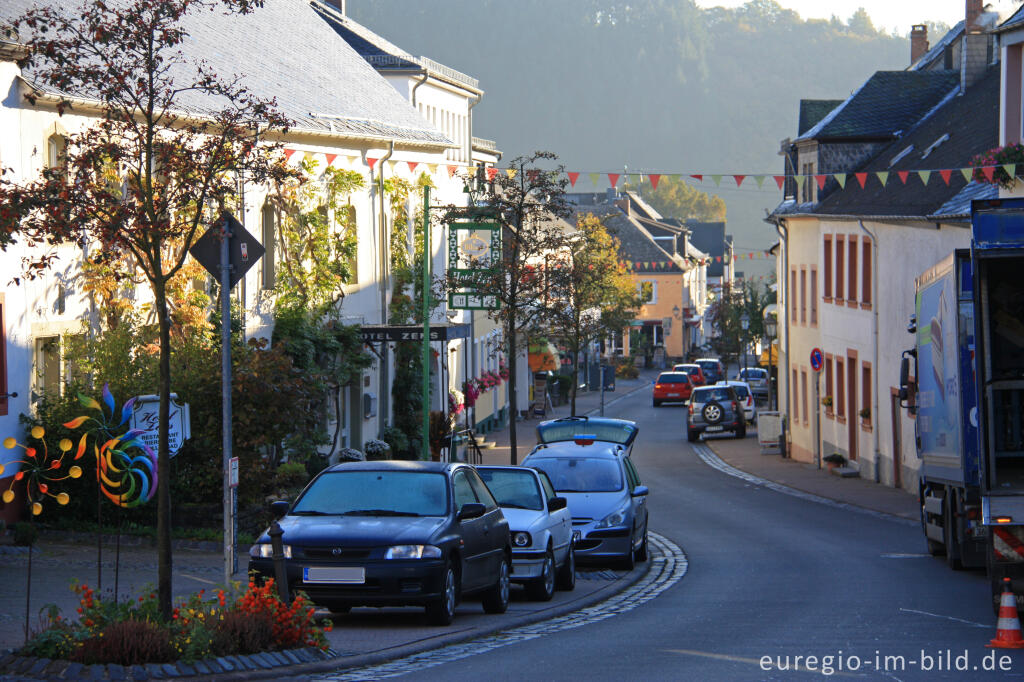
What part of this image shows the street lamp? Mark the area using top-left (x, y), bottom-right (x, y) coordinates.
top-left (764, 312), bottom-right (777, 411)
top-left (739, 311), bottom-right (750, 378)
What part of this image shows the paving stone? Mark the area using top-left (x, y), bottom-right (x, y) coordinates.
top-left (0, 653), bottom-right (19, 669)
top-left (280, 650), bottom-right (301, 665)
top-left (43, 659), bottom-right (70, 677)
top-left (160, 662), bottom-right (180, 677)
top-left (29, 658), bottom-right (52, 675)
top-left (227, 655), bottom-right (253, 671)
top-left (60, 661), bottom-right (84, 679)
top-left (266, 652), bottom-right (288, 666)
top-left (214, 657), bottom-right (235, 672)
top-left (14, 657), bottom-right (36, 673)
top-left (128, 664), bottom-right (149, 681)
top-left (85, 664), bottom-right (108, 680)
top-left (192, 660), bottom-right (211, 675)
top-left (107, 663), bottom-right (127, 681)
top-left (252, 653), bottom-right (274, 668)
top-left (174, 663), bottom-right (195, 677)
top-left (204, 659), bottom-right (224, 674)
top-left (144, 662), bottom-right (165, 678)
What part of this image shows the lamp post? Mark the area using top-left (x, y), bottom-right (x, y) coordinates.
top-left (739, 311), bottom-right (750, 380)
top-left (764, 313), bottom-right (777, 412)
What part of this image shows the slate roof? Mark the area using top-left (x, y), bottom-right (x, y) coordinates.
top-left (798, 100), bottom-right (843, 136)
top-left (812, 65), bottom-right (1000, 219)
top-left (911, 20), bottom-right (964, 70)
top-left (572, 203), bottom-right (683, 273)
top-left (685, 222), bottom-right (728, 278)
top-left (0, 0), bottom-right (452, 147)
top-left (997, 7), bottom-right (1024, 32)
top-left (797, 70), bottom-right (960, 142)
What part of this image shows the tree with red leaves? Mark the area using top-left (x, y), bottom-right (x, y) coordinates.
top-left (0, 0), bottom-right (293, 618)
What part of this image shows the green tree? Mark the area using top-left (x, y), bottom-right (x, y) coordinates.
top-left (445, 152), bottom-right (573, 464)
top-left (626, 176), bottom-right (726, 221)
top-left (705, 278), bottom-right (775, 364)
top-left (0, 0), bottom-right (292, 618)
top-left (544, 213), bottom-right (644, 415)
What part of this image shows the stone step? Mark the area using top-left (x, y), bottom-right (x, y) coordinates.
top-left (831, 466), bottom-right (860, 478)
top-left (477, 441), bottom-right (498, 449)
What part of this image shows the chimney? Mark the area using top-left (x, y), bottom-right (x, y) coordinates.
top-left (614, 197), bottom-right (630, 217)
top-left (961, 0), bottom-right (988, 90)
top-left (911, 24), bottom-right (929, 64)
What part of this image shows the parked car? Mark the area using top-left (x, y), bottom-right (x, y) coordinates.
top-left (653, 371), bottom-right (694, 406)
top-left (717, 379), bottom-right (757, 424)
top-left (672, 363), bottom-right (707, 386)
top-left (248, 461), bottom-right (511, 626)
top-left (687, 384), bottom-right (746, 442)
top-left (523, 417), bottom-right (649, 569)
top-left (736, 367), bottom-right (770, 399)
top-left (694, 357), bottom-right (726, 384)
top-left (477, 466), bottom-right (576, 600)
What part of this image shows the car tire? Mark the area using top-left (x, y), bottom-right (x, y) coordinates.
top-left (736, 422), bottom-right (746, 439)
top-left (687, 429), bottom-right (699, 443)
top-left (556, 544), bottom-right (576, 591)
top-left (426, 562), bottom-right (458, 626)
top-left (635, 528), bottom-right (649, 562)
top-left (527, 548), bottom-right (556, 601)
top-left (481, 555), bottom-right (511, 614)
top-left (653, 399), bottom-right (661, 407)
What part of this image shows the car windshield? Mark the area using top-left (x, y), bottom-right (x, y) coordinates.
top-left (741, 369), bottom-right (766, 379)
top-left (657, 374), bottom-right (689, 384)
top-left (528, 457), bottom-right (623, 493)
top-left (537, 418), bottom-right (637, 445)
top-left (694, 387), bottom-right (733, 403)
top-left (698, 361), bottom-right (718, 371)
top-left (292, 471), bottom-right (448, 517)
top-left (477, 469), bottom-right (544, 511)
top-left (731, 385), bottom-right (750, 399)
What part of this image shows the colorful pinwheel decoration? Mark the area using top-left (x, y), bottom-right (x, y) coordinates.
top-left (2, 426), bottom-right (82, 516)
top-left (63, 384), bottom-right (157, 508)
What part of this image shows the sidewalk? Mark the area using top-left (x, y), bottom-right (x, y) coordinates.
top-left (702, 433), bottom-right (919, 522)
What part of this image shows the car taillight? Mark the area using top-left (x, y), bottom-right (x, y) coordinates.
top-left (732, 401), bottom-right (738, 411)
top-left (655, 384), bottom-right (663, 389)
top-left (747, 396), bottom-right (752, 406)
top-left (689, 402), bottom-right (694, 415)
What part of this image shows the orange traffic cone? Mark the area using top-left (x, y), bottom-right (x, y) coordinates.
top-left (989, 577), bottom-right (1024, 649)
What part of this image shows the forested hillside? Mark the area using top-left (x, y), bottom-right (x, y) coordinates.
top-left (349, 0), bottom-right (942, 264)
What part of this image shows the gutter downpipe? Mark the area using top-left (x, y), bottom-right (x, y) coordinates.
top-left (858, 220), bottom-right (881, 483)
top-left (378, 141), bottom-right (395, 430)
top-left (776, 218), bottom-right (791, 457)
top-left (411, 70), bottom-right (428, 109)
top-left (467, 92), bottom-right (482, 427)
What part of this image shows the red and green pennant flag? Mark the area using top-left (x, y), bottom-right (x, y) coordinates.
top-left (407, 161), bottom-right (419, 173)
top-left (918, 170), bottom-right (931, 185)
top-left (487, 167), bottom-right (498, 181)
top-left (325, 153), bottom-right (337, 166)
top-left (608, 173), bottom-right (620, 188)
top-left (691, 174), bottom-right (703, 182)
top-left (447, 165), bottom-right (458, 177)
top-left (367, 157), bottom-right (379, 170)
top-left (733, 175), bottom-right (746, 187)
top-left (773, 175), bottom-right (785, 189)
top-left (834, 173), bottom-right (847, 189)
top-left (589, 173), bottom-right (601, 186)
top-left (855, 173), bottom-right (868, 188)
top-left (875, 171), bottom-right (889, 186)
top-left (939, 169), bottom-right (952, 185)
top-left (814, 175), bottom-right (827, 190)
top-left (568, 172), bottom-right (580, 187)
top-left (897, 171), bottom-right (909, 184)
top-left (649, 174), bottom-right (661, 190)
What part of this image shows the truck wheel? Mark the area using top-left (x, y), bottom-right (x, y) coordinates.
top-left (944, 496), bottom-right (963, 570)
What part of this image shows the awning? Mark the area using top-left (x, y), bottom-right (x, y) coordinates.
top-left (528, 340), bottom-right (559, 372)
top-left (759, 341), bottom-right (780, 368)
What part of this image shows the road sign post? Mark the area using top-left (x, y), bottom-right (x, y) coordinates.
top-left (189, 211), bottom-right (264, 585)
top-left (810, 347), bottom-right (823, 470)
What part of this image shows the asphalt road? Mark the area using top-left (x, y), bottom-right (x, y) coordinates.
top-left (316, 388), bottom-right (1024, 681)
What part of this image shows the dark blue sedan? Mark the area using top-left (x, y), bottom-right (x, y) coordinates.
top-left (248, 461), bottom-right (511, 625)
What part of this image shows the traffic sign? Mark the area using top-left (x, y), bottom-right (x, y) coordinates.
top-left (810, 347), bottom-right (824, 372)
top-left (189, 211), bottom-right (264, 289)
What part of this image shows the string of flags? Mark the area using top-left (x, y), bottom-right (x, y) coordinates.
top-left (281, 148), bottom-right (1002, 192)
top-left (619, 252), bottom-right (772, 271)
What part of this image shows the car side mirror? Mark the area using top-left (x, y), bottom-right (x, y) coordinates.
top-left (631, 485), bottom-right (649, 497)
top-left (548, 496), bottom-right (567, 512)
top-left (270, 500), bottom-right (290, 518)
top-left (458, 502), bottom-right (486, 520)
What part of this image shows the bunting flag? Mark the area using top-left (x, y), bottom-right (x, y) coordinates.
top-left (960, 168), bottom-right (974, 183)
top-left (855, 173), bottom-right (867, 188)
top-left (487, 167), bottom-right (499, 181)
top-left (467, 165), bottom-right (477, 177)
top-left (1004, 164), bottom-right (1016, 179)
top-left (304, 151), bottom-right (315, 162)
top-left (940, 169), bottom-right (952, 185)
top-left (507, 168), bottom-right (517, 179)
top-left (366, 156), bottom-right (378, 170)
top-left (325, 153), bottom-right (337, 166)
top-left (628, 173), bottom-right (640, 186)
top-left (981, 166), bottom-right (995, 181)
top-left (447, 165), bottom-right (458, 177)
top-left (773, 175), bottom-right (785, 190)
top-left (386, 160), bottom-right (396, 174)
top-left (283, 149), bottom-right (297, 162)
top-left (691, 174), bottom-right (703, 182)
top-left (427, 163), bottom-right (438, 174)
top-left (711, 175), bottom-right (722, 186)
top-left (918, 170), bottom-right (930, 185)
top-left (733, 175), bottom-right (746, 187)
top-left (814, 174), bottom-right (827, 190)
top-left (527, 169), bottom-right (540, 183)
top-left (876, 171), bottom-right (888, 186)
top-left (794, 175), bottom-right (805, 190)
top-left (754, 175), bottom-right (766, 189)
top-left (407, 161), bottom-right (419, 173)
top-left (897, 170), bottom-right (909, 184)
top-left (589, 172), bottom-right (601, 186)
top-left (608, 173), bottom-right (620, 188)
top-left (346, 155), bottom-right (358, 167)
top-left (649, 173), bottom-right (661, 190)
top-left (834, 173), bottom-right (847, 189)
top-left (568, 172), bottom-right (580, 187)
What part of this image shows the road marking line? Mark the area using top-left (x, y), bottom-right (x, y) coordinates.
top-left (692, 444), bottom-right (916, 526)
top-left (180, 573), bottom-right (217, 585)
top-left (313, 532), bottom-right (688, 680)
top-left (880, 553), bottom-right (929, 558)
top-left (898, 607), bottom-right (989, 628)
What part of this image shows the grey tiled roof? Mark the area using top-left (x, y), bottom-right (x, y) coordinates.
top-left (572, 204), bottom-right (683, 273)
top-left (930, 181), bottom-right (997, 219)
top-left (996, 8), bottom-right (1024, 32)
top-left (797, 70), bottom-right (960, 141)
top-left (2, 0), bottom-right (452, 147)
top-left (798, 100), bottom-right (843, 136)
top-left (911, 21), bottom-right (964, 70)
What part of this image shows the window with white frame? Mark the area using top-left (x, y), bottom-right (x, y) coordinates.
top-left (638, 280), bottom-right (657, 304)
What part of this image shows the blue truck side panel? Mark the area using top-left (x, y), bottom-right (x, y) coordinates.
top-left (916, 252), bottom-right (979, 488)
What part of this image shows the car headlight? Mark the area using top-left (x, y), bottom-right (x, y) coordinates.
top-left (512, 531), bottom-right (532, 547)
top-left (249, 543), bottom-right (292, 559)
top-left (594, 504), bottom-right (630, 530)
top-left (384, 545), bottom-right (442, 560)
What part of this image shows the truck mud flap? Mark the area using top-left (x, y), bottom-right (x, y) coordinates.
top-left (992, 526), bottom-right (1024, 563)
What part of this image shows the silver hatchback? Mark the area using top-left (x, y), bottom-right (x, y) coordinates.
top-left (687, 385), bottom-right (746, 442)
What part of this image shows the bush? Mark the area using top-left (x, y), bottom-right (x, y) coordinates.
top-left (211, 610), bottom-right (274, 656)
top-left (73, 620), bottom-right (175, 665)
top-left (364, 439), bottom-right (390, 460)
top-left (381, 426), bottom-right (409, 456)
top-left (12, 522), bottom-right (38, 547)
top-left (273, 461), bottom-right (309, 491)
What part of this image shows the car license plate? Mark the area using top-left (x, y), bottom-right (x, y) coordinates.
top-left (572, 530), bottom-right (582, 544)
top-left (706, 426), bottom-right (723, 432)
top-left (303, 566), bottom-right (365, 584)
top-left (668, 393), bottom-right (680, 397)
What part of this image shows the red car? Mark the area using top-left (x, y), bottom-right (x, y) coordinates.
top-left (653, 372), bottom-right (694, 407)
top-left (673, 363), bottom-right (707, 387)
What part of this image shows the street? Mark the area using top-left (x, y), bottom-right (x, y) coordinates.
top-left (311, 386), bottom-right (1024, 681)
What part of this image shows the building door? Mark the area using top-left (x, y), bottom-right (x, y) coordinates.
top-left (847, 352), bottom-right (858, 461)
top-left (891, 390), bottom-right (902, 489)
top-left (348, 381), bottom-right (362, 452)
